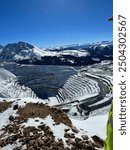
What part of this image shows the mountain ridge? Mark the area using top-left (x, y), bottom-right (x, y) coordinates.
top-left (0, 41), bottom-right (113, 66)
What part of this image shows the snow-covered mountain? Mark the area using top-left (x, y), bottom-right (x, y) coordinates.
top-left (0, 41), bottom-right (113, 65)
top-left (0, 41), bottom-right (46, 61)
top-left (46, 41), bottom-right (113, 50)
top-left (0, 41), bottom-right (89, 61)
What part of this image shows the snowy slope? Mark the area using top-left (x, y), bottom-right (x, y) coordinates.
top-left (0, 68), bottom-right (16, 80)
top-left (71, 115), bottom-right (108, 139)
top-left (0, 68), bottom-right (37, 99)
top-left (0, 42), bottom-right (46, 61)
top-left (0, 97), bottom-right (105, 150)
top-left (42, 49), bottom-right (89, 57)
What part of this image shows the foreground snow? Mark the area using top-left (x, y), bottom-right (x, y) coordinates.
top-left (71, 115), bottom-right (108, 140)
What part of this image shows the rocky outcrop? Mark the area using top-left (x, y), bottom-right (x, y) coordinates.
top-left (17, 103), bottom-right (72, 127)
top-left (0, 100), bottom-right (104, 150)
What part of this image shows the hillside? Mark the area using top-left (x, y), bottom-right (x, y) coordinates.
top-left (0, 97), bottom-right (105, 150)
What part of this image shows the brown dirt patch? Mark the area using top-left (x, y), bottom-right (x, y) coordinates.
top-left (0, 101), bottom-right (12, 113)
top-left (17, 103), bottom-right (72, 127)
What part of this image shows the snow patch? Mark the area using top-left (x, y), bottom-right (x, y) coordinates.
top-left (71, 115), bottom-right (108, 139)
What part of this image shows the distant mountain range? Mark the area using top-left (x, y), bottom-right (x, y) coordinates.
top-left (0, 41), bottom-right (113, 66)
top-left (0, 45), bottom-right (3, 49)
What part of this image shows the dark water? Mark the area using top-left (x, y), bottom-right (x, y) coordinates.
top-left (0, 63), bottom-right (77, 99)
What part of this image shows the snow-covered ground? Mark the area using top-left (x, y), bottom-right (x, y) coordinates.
top-left (71, 115), bottom-right (108, 139)
top-left (40, 49), bottom-right (90, 57)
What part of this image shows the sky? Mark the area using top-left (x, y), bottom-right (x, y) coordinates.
top-left (0, 0), bottom-right (113, 47)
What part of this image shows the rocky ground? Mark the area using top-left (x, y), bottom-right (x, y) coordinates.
top-left (0, 98), bottom-right (104, 150)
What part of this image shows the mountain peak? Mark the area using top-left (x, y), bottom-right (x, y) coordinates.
top-left (4, 41), bottom-right (34, 50)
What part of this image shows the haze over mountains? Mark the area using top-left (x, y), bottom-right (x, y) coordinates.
top-left (0, 41), bottom-right (113, 66)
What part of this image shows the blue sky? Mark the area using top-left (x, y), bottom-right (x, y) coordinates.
top-left (0, 0), bottom-right (113, 47)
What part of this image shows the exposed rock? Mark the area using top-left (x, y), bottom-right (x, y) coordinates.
top-left (9, 115), bottom-right (14, 121)
top-left (35, 119), bottom-right (39, 122)
top-left (64, 132), bottom-right (75, 139)
top-left (81, 134), bottom-right (89, 140)
top-left (13, 104), bottom-right (19, 110)
top-left (66, 139), bottom-right (74, 146)
top-left (64, 128), bottom-right (70, 132)
top-left (92, 135), bottom-right (104, 148)
top-left (71, 126), bottom-right (79, 133)
top-left (75, 137), bottom-right (82, 143)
